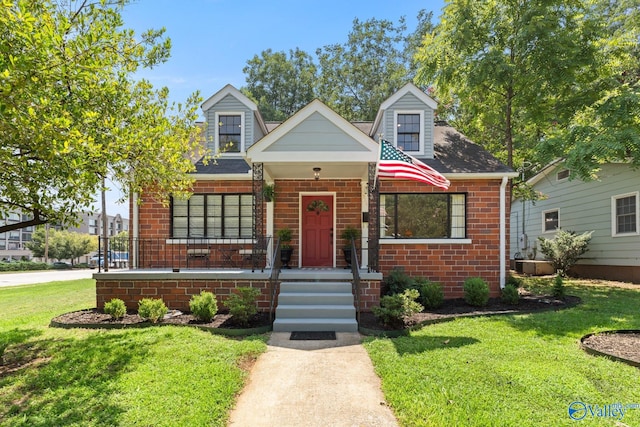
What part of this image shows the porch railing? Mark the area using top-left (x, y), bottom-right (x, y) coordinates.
top-left (268, 237), bottom-right (282, 323)
top-left (97, 236), bottom-right (272, 271)
top-left (349, 237), bottom-right (361, 323)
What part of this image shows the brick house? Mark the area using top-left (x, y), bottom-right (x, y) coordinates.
top-left (95, 83), bottom-right (516, 332)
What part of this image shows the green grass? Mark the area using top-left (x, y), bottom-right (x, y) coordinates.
top-left (365, 279), bottom-right (640, 427)
top-left (0, 279), bottom-right (267, 426)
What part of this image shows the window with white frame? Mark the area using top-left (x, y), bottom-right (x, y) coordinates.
top-left (612, 192), bottom-right (638, 236)
top-left (216, 113), bottom-right (243, 153)
top-left (395, 111), bottom-right (424, 153)
top-left (543, 209), bottom-right (559, 232)
top-left (380, 193), bottom-right (466, 239)
top-left (172, 194), bottom-right (253, 239)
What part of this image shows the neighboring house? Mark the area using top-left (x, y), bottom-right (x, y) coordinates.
top-left (95, 83), bottom-right (516, 331)
top-left (510, 161), bottom-right (640, 283)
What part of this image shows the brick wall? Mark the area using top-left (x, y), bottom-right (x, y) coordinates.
top-left (378, 178), bottom-right (510, 297)
top-left (96, 277), bottom-right (382, 312)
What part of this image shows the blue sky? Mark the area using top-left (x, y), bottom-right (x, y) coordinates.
top-left (103, 0), bottom-right (446, 217)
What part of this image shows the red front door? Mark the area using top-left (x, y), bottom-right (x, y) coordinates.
top-left (301, 195), bottom-right (334, 267)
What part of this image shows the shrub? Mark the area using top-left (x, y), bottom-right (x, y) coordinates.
top-left (415, 278), bottom-right (444, 309)
top-left (138, 298), bottom-right (168, 323)
top-left (552, 274), bottom-right (565, 298)
top-left (226, 287), bottom-right (260, 326)
top-left (372, 289), bottom-right (424, 328)
top-left (189, 291), bottom-right (218, 322)
top-left (382, 268), bottom-right (417, 296)
top-left (463, 277), bottom-right (490, 307)
top-left (538, 230), bottom-right (592, 276)
top-left (104, 298), bottom-right (126, 320)
top-left (501, 284), bottom-right (519, 305)
top-left (506, 274), bottom-right (523, 288)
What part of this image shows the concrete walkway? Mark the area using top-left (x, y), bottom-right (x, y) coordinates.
top-left (228, 332), bottom-right (399, 427)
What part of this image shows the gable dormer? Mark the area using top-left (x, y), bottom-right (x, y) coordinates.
top-left (200, 84), bottom-right (268, 156)
top-left (371, 83), bottom-right (438, 158)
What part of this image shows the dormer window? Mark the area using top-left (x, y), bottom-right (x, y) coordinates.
top-left (395, 111), bottom-right (424, 154)
top-left (216, 112), bottom-right (244, 154)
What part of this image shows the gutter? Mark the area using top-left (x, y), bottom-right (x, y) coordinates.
top-left (132, 192), bottom-right (139, 269)
top-left (500, 176), bottom-right (508, 289)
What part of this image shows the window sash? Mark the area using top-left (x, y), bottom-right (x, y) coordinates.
top-left (397, 113), bottom-right (421, 152)
top-left (172, 194), bottom-right (253, 238)
top-left (616, 195), bottom-right (637, 234)
top-left (543, 210), bottom-right (559, 232)
top-left (380, 193), bottom-right (466, 239)
top-left (218, 115), bottom-right (241, 153)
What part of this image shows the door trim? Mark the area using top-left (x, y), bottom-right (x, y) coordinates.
top-left (299, 192), bottom-right (336, 268)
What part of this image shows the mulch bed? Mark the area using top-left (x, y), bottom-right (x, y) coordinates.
top-left (359, 290), bottom-right (581, 331)
top-left (581, 332), bottom-right (640, 366)
top-left (52, 310), bottom-right (271, 330)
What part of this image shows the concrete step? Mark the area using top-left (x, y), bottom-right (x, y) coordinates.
top-left (276, 304), bottom-right (356, 319)
top-left (278, 292), bottom-right (354, 305)
top-left (280, 281), bottom-right (352, 294)
top-left (272, 318), bottom-right (358, 332)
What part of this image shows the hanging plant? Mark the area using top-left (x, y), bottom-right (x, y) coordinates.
top-left (306, 199), bottom-right (329, 214)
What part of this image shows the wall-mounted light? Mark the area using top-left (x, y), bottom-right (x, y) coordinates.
top-left (313, 167), bottom-right (321, 180)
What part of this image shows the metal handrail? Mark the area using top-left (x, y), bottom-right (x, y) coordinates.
top-left (349, 237), bottom-right (361, 324)
top-left (268, 237), bottom-right (282, 324)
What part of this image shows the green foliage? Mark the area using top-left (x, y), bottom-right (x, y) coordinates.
top-left (0, 261), bottom-right (49, 271)
top-left (226, 287), bottom-right (260, 326)
top-left (276, 227), bottom-right (292, 249)
top-left (0, 0), bottom-right (204, 233)
top-left (104, 298), bottom-right (127, 320)
top-left (189, 291), bottom-right (218, 322)
top-left (463, 277), bottom-right (490, 307)
top-left (372, 289), bottom-right (424, 328)
top-left (341, 226), bottom-right (361, 246)
top-left (26, 227), bottom-right (97, 264)
top-left (415, 278), bottom-right (444, 309)
top-left (242, 48), bottom-right (317, 121)
top-left (382, 269), bottom-right (417, 296)
top-left (538, 230), bottom-right (592, 276)
top-left (506, 274), bottom-right (523, 288)
top-left (501, 284), bottom-right (520, 305)
top-left (552, 274), bottom-right (566, 298)
top-left (138, 298), bottom-right (168, 324)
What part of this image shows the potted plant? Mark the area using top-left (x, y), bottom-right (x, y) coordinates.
top-left (341, 226), bottom-right (361, 268)
top-left (277, 227), bottom-right (293, 269)
top-left (262, 183), bottom-right (275, 202)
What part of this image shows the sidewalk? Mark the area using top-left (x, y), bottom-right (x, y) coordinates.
top-left (228, 332), bottom-right (399, 427)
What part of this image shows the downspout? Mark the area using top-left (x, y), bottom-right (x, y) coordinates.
top-left (499, 176), bottom-right (508, 289)
top-left (132, 192), bottom-right (139, 269)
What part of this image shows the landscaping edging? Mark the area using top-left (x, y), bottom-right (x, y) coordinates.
top-left (580, 330), bottom-right (640, 368)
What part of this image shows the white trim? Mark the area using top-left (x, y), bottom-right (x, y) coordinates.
top-left (380, 239), bottom-right (472, 245)
top-left (500, 176), bottom-right (508, 289)
top-left (611, 191), bottom-right (639, 237)
top-left (299, 192), bottom-right (337, 267)
top-left (371, 83), bottom-right (438, 135)
top-left (542, 208), bottom-right (560, 233)
top-left (394, 110), bottom-right (425, 156)
top-left (201, 84), bottom-right (257, 112)
top-left (132, 192), bottom-right (139, 269)
top-left (215, 111), bottom-right (245, 155)
top-left (166, 238), bottom-right (255, 245)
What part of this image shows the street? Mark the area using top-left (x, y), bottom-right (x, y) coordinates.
top-left (0, 269), bottom-right (95, 288)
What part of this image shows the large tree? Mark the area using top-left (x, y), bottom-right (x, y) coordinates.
top-left (0, 0), bottom-right (204, 233)
top-left (537, 0), bottom-right (640, 178)
top-left (315, 17), bottom-right (413, 121)
top-left (416, 0), bottom-right (602, 170)
top-left (242, 48), bottom-right (317, 121)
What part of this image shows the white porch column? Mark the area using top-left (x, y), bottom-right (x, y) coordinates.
top-left (500, 176), bottom-right (508, 288)
top-left (361, 179), bottom-right (368, 268)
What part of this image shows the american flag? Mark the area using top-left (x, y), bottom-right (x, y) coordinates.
top-left (377, 139), bottom-right (450, 190)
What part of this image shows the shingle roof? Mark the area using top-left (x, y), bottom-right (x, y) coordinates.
top-left (428, 122), bottom-right (513, 174)
top-left (194, 157), bottom-right (251, 174)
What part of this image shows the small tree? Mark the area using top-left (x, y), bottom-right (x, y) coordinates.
top-left (538, 230), bottom-right (592, 276)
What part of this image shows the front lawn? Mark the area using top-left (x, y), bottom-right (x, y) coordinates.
top-left (0, 279), bottom-right (267, 426)
top-left (365, 278), bottom-right (640, 427)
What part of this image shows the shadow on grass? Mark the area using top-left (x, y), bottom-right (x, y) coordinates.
top-left (391, 335), bottom-right (479, 355)
top-left (503, 286), bottom-right (640, 338)
top-left (0, 328), bottom-right (43, 358)
top-left (1, 329), bottom-right (150, 426)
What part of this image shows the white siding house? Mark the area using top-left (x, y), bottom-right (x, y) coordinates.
top-left (511, 161), bottom-right (640, 282)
